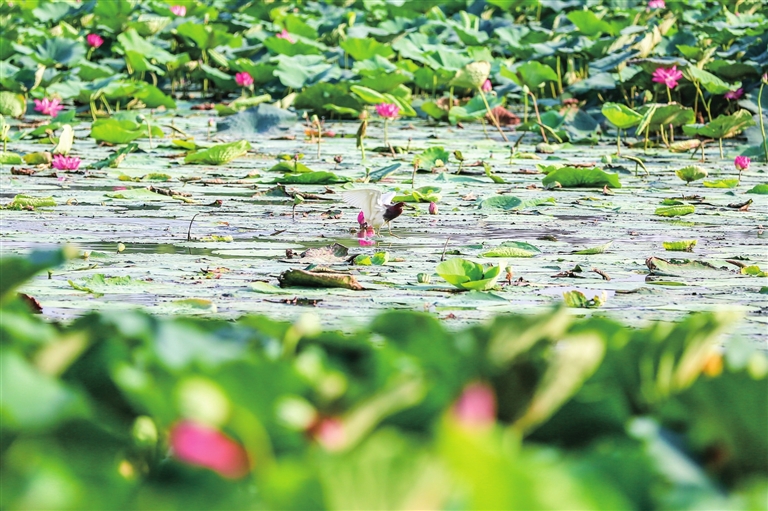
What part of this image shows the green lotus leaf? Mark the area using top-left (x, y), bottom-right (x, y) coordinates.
top-left (655, 205), bottom-right (695, 217)
top-left (436, 258), bottom-right (502, 291)
top-left (601, 103), bottom-right (642, 129)
top-left (185, 140), bottom-right (251, 165)
top-left (542, 167), bottom-right (621, 188)
top-left (675, 166), bottom-right (708, 184)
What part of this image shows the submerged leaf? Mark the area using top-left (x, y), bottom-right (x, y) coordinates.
top-left (663, 240), bottom-right (697, 252)
top-left (572, 241), bottom-right (612, 255)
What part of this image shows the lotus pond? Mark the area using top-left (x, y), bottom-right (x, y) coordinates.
top-left (1, 1), bottom-right (768, 509)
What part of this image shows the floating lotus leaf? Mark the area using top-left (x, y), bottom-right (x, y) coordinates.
top-left (436, 258), bottom-right (502, 291)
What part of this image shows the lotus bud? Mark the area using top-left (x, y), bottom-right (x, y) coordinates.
top-left (428, 202), bottom-right (438, 215)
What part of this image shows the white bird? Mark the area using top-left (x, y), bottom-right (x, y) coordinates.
top-left (342, 189), bottom-right (405, 236)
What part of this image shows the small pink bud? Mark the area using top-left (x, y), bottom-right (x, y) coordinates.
top-left (734, 156), bottom-right (751, 171)
top-left (724, 88), bottom-right (743, 100)
top-left (169, 421), bottom-right (250, 479)
top-left (311, 417), bottom-right (346, 451)
top-left (86, 33), bottom-right (104, 48)
top-left (648, 0), bottom-right (665, 8)
top-left (170, 4), bottom-right (186, 16)
top-left (357, 210), bottom-right (365, 226)
top-left (453, 382), bottom-right (496, 428)
top-left (481, 79), bottom-right (492, 93)
top-left (428, 202), bottom-right (438, 215)
top-left (276, 29), bottom-right (294, 43)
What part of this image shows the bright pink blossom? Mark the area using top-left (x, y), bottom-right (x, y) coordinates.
top-left (648, 0), bottom-right (665, 8)
top-left (734, 156), bottom-right (750, 171)
top-left (169, 421), bottom-right (250, 479)
top-left (375, 103), bottom-right (400, 119)
top-left (357, 210), bottom-right (365, 227)
top-left (453, 382), bottom-right (496, 428)
top-left (429, 202), bottom-right (438, 215)
top-left (481, 79), bottom-right (492, 93)
top-left (33, 98), bottom-right (64, 117)
top-left (235, 72), bottom-right (253, 87)
top-left (724, 88), bottom-right (743, 100)
top-left (52, 154), bottom-right (81, 171)
top-left (652, 65), bottom-right (683, 89)
top-left (276, 29), bottom-right (294, 43)
top-left (86, 33), bottom-right (104, 48)
top-left (170, 5), bottom-right (186, 16)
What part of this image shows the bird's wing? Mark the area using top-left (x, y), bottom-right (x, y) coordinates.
top-left (342, 189), bottom-right (382, 221)
top-left (379, 191), bottom-right (397, 206)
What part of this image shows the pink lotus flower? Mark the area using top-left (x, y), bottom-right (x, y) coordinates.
top-left (357, 225), bottom-right (375, 245)
top-left (169, 421), bottom-right (250, 479)
top-left (648, 0), bottom-right (665, 8)
top-left (275, 29), bottom-right (294, 43)
top-left (235, 72), bottom-right (253, 87)
top-left (428, 202), bottom-right (438, 215)
top-left (652, 65), bottom-right (683, 89)
top-left (375, 103), bottom-right (400, 119)
top-left (481, 79), bottom-right (492, 93)
top-left (724, 88), bottom-right (743, 100)
top-left (52, 154), bottom-right (81, 171)
top-left (170, 4), bottom-right (186, 16)
top-left (33, 98), bottom-right (64, 117)
top-left (453, 382), bottom-right (496, 428)
top-left (734, 156), bottom-right (750, 171)
top-left (86, 33), bottom-right (104, 48)
top-left (357, 210), bottom-right (366, 227)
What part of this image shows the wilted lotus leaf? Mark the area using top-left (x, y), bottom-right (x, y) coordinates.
top-left (449, 61), bottom-right (491, 90)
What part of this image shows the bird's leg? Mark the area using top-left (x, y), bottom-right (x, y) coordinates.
top-left (387, 223), bottom-right (401, 239)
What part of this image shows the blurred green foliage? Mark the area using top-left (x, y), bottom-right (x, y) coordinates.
top-left (1, 247), bottom-right (766, 510)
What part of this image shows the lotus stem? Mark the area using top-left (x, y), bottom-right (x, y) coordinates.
top-left (383, 118), bottom-right (389, 147)
top-left (527, 91), bottom-right (547, 144)
top-left (479, 89), bottom-right (509, 142)
top-left (616, 128), bottom-right (621, 157)
top-left (758, 81), bottom-right (768, 162)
